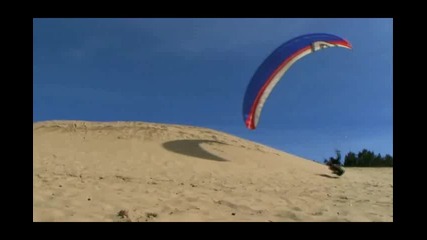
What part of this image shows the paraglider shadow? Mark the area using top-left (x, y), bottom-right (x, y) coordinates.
top-left (162, 140), bottom-right (229, 162)
top-left (316, 174), bottom-right (340, 179)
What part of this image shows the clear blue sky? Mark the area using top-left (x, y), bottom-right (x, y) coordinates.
top-left (33, 18), bottom-right (393, 162)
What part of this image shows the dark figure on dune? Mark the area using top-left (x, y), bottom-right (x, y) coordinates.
top-left (324, 150), bottom-right (345, 176)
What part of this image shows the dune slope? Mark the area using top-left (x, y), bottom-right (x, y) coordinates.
top-left (33, 121), bottom-right (393, 222)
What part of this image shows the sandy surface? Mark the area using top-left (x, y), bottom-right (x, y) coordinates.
top-left (33, 121), bottom-right (393, 222)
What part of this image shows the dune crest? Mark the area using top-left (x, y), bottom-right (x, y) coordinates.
top-left (33, 121), bottom-right (393, 222)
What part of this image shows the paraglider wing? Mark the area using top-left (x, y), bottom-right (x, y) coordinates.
top-left (242, 33), bottom-right (352, 130)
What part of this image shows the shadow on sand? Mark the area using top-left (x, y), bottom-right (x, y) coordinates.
top-left (316, 173), bottom-right (340, 179)
top-left (162, 139), bottom-right (229, 162)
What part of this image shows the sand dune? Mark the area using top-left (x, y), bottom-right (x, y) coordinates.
top-left (33, 121), bottom-right (393, 222)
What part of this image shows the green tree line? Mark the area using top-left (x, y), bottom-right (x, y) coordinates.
top-left (324, 149), bottom-right (393, 167)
